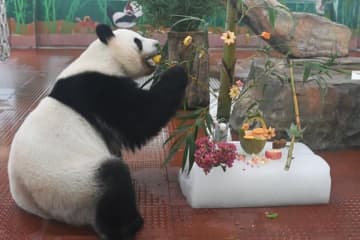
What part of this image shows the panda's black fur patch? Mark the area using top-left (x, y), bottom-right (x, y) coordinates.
top-left (96, 24), bottom-right (115, 45)
top-left (49, 65), bottom-right (188, 154)
top-left (95, 158), bottom-right (143, 239)
top-left (134, 38), bottom-right (143, 51)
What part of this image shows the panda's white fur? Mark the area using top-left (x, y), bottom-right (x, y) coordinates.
top-left (57, 28), bottom-right (159, 79)
top-left (8, 24), bottom-right (188, 240)
top-left (8, 97), bottom-right (107, 225)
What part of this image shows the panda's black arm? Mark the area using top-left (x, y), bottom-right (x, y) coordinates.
top-left (125, 65), bottom-right (188, 148)
top-left (50, 65), bottom-right (188, 151)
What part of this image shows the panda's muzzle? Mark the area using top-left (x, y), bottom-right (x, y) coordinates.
top-left (144, 53), bottom-right (159, 69)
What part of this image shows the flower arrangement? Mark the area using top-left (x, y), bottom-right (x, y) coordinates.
top-left (194, 137), bottom-right (237, 174)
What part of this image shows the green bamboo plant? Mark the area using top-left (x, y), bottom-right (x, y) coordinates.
top-left (136, 0), bottom-right (222, 31)
top-left (162, 0), bottom-right (283, 172)
top-left (96, 0), bottom-right (110, 26)
top-left (160, 0), bottom-right (348, 172)
top-left (12, 0), bottom-right (26, 33)
top-left (65, 0), bottom-right (81, 23)
top-left (216, 0), bottom-right (238, 123)
top-left (43, 0), bottom-right (56, 33)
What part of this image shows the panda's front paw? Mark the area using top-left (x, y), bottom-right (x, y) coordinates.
top-left (163, 65), bottom-right (188, 86)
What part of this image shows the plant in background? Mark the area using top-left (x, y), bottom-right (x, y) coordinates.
top-left (65, 0), bottom-right (81, 23)
top-left (136, 0), bottom-right (222, 31)
top-left (12, 0), bottom-right (27, 33)
top-left (216, 0), bottom-right (238, 124)
top-left (96, 0), bottom-right (110, 26)
top-left (43, 0), bottom-right (56, 33)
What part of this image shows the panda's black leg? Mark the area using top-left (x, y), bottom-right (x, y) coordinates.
top-left (94, 158), bottom-right (143, 240)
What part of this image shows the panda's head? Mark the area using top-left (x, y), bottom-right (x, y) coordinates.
top-left (57, 24), bottom-right (160, 79)
top-left (96, 24), bottom-right (160, 78)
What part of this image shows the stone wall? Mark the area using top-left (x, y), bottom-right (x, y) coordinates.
top-left (230, 58), bottom-right (360, 150)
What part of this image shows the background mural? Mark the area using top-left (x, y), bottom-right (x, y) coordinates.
top-left (5, 0), bottom-right (360, 47)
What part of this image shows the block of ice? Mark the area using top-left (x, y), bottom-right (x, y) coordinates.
top-left (179, 142), bottom-right (331, 208)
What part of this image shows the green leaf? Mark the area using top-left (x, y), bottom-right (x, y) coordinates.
top-left (286, 123), bottom-right (306, 139)
top-left (205, 113), bottom-right (214, 136)
top-left (162, 136), bottom-right (187, 167)
top-left (187, 126), bottom-right (198, 174)
top-left (176, 108), bottom-right (205, 120)
top-left (163, 129), bottom-right (186, 146)
top-left (302, 63), bottom-right (312, 82)
top-left (181, 141), bottom-right (189, 173)
top-left (265, 212), bottom-right (279, 219)
top-left (267, 7), bottom-right (277, 29)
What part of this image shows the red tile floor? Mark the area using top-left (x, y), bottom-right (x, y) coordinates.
top-left (1, 49), bottom-right (360, 240)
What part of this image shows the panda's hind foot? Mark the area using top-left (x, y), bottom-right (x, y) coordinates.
top-left (94, 158), bottom-right (143, 240)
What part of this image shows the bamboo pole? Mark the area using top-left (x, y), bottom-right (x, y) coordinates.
top-left (285, 60), bottom-right (301, 171)
top-left (216, 0), bottom-right (237, 123)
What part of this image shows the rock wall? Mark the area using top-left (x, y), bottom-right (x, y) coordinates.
top-left (242, 0), bottom-right (352, 57)
top-left (230, 61), bottom-right (360, 150)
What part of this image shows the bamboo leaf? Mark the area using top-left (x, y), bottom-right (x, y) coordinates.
top-left (181, 141), bottom-right (189, 173)
top-left (267, 7), bottom-right (277, 29)
top-left (176, 108), bottom-right (205, 120)
top-left (302, 63), bottom-right (312, 82)
top-left (187, 128), bottom-right (197, 174)
top-left (265, 212), bottom-right (279, 219)
top-left (162, 136), bottom-right (187, 167)
top-left (164, 131), bottom-right (187, 154)
top-left (205, 113), bottom-right (214, 136)
top-left (163, 129), bottom-right (186, 146)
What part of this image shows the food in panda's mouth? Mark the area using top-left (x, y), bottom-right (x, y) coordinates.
top-left (152, 54), bottom-right (162, 64)
top-left (145, 54), bottom-right (161, 68)
top-left (265, 149), bottom-right (282, 160)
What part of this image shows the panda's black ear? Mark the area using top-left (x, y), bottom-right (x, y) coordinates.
top-left (96, 24), bottom-right (115, 45)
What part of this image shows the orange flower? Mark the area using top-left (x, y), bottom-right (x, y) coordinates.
top-left (266, 127), bottom-right (276, 139)
top-left (241, 123), bottom-right (250, 131)
top-left (221, 31), bottom-right (236, 45)
top-left (260, 31), bottom-right (271, 40)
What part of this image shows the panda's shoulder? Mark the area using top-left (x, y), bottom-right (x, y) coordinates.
top-left (57, 71), bottom-right (138, 90)
top-left (49, 71), bottom-right (140, 107)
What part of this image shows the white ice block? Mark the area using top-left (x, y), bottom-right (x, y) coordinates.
top-left (179, 142), bottom-right (331, 208)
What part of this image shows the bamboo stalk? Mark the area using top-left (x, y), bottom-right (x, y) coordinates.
top-left (290, 61), bottom-right (301, 130)
top-left (285, 135), bottom-right (295, 170)
top-left (285, 60), bottom-right (301, 171)
top-left (216, 0), bottom-right (237, 123)
top-left (52, 0), bottom-right (56, 33)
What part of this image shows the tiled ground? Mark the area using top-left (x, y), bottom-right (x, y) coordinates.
top-left (0, 50), bottom-right (360, 240)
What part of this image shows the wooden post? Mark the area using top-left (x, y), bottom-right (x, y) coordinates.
top-left (167, 31), bottom-right (209, 109)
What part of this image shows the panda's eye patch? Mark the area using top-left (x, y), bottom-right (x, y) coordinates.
top-left (134, 38), bottom-right (143, 51)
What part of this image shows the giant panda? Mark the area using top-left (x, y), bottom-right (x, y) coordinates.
top-left (7, 24), bottom-right (188, 240)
